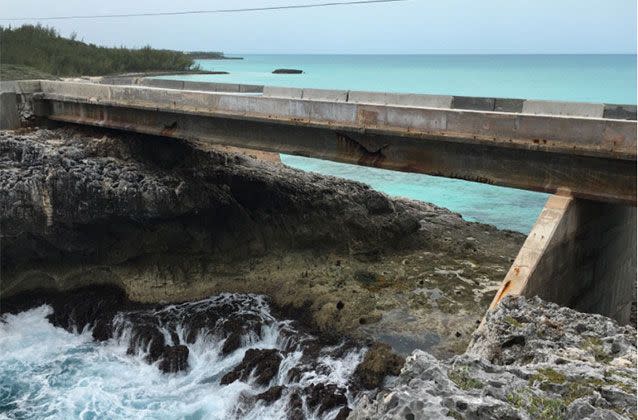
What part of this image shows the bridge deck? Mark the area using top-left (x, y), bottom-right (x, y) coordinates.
top-left (5, 79), bottom-right (637, 204)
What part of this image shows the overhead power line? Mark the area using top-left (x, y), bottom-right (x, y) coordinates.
top-left (0, 0), bottom-right (408, 21)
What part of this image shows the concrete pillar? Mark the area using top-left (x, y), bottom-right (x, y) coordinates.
top-left (0, 91), bottom-right (20, 129)
top-left (490, 193), bottom-right (637, 324)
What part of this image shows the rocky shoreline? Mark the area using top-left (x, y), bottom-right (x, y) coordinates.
top-left (1, 126), bottom-right (635, 419)
top-left (0, 126), bottom-right (523, 357)
top-left (0, 285), bottom-right (374, 418)
top-left (352, 296), bottom-right (637, 419)
top-left (2, 285), bottom-right (634, 419)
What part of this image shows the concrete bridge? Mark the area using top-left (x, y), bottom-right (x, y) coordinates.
top-left (1, 78), bottom-right (636, 323)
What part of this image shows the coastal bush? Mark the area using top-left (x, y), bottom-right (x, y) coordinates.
top-left (0, 24), bottom-right (196, 76)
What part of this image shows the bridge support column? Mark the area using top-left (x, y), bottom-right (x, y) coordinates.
top-left (0, 91), bottom-right (20, 130)
top-left (490, 193), bottom-right (636, 324)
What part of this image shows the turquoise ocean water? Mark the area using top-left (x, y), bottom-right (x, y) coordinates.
top-left (161, 55), bottom-right (636, 233)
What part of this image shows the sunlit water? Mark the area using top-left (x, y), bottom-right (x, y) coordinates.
top-left (0, 295), bottom-right (364, 419)
top-left (160, 54), bottom-right (637, 233)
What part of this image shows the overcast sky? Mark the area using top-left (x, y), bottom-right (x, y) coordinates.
top-left (1, 0), bottom-right (636, 54)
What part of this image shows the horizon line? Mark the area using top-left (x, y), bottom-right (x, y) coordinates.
top-left (206, 52), bottom-right (638, 56)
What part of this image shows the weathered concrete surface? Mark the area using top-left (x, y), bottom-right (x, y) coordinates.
top-left (0, 127), bottom-right (523, 356)
top-left (523, 99), bottom-right (605, 118)
top-left (0, 92), bottom-right (20, 129)
top-left (89, 76), bottom-right (264, 93)
top-left (11, 80), bottom-right (634, 204)
top-left (352, 296), bottom-right (637, 420)
top-left (91, 77), bottom-right (637, 120)
top-left (346, 91), bottom-right (453, 109)
top-left (301, 88), bottom-right (349, 102)
top-left (490, 194), bottom-right (637, 324)
top-left (262, 86), bottom-right (303, 99)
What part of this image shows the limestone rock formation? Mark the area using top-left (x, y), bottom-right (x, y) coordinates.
top-left (350, 296), bottom-right (637, 419)
top-left (352, 342), bottom-right (405, 390)
top-left (0, 126), bottom-right (523, 354)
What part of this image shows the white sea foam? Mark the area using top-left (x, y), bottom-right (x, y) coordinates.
top-left (0, 294), bottom-right (365, 419)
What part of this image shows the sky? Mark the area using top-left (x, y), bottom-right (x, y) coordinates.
top-left (1, 0), bottom-right (636, 54)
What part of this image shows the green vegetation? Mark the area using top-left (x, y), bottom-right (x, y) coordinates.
top-left (0, 64), bottom-right (56, 80)
top-left (448, 366), bottom-right (484, 390)
top-left (503, 316), bottom-right (523, 329)
top-left (507, 390), bottom-right (566, 420)
top-left (507, 389), bottom-right (564, 420)
top-left (0, 24), bottom-right (197, 78)
top-left (186, 51), bottom-right (241, 60)
top-left (581, 336), bottom-right (612, 363)
top-left (511, 369), bottom-right (637, 419)
top-left (529, 367), bottom-right (567, 390)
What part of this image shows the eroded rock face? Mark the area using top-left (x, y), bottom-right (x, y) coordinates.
top-left (305, 383), bottom-right (349, 416)
top-left (158, 345), bottom-right (189, 373)
top-left (0, 127), bottom-right (424, 272)
top-left (352, 342), bottom-right (405, 390)
top-left (469, 296), bottom-right (637, 368)
top-left (0, 127), bottom-right (524, 355)
top-left (351, 296), bottom-right (637, 420)
top-left (220, 348), bottom-right (283, 386)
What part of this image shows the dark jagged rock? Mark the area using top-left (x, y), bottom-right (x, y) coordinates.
top-left (182, 310), bottom-right (223, 344)
top-left (220, 348), bottom-right (283, 386)
top-left (305, 383), bottom-right (349, 416)
top-left (127, 324), bottom-right (166, 363)
top-left (255, 385), bottom-right (285, 404)
top-left (287, 392), bottom-right (304, 420)
top-left (1, 127), bottom-right (423, 274)
top-left (352, 342), bottom-right (404, 390)
top-left (219, 316), bottom-right (264, 355)
top-left (92, 317), bottom-right (114, 341)
top-left (159, 345), bottom-right (189, 373)
top-left (0, 284), bottom-right (131, 339)
top-left (221, 332), bottom-right (242, 355)
top-left (334, 406), bottom-right (351, 420)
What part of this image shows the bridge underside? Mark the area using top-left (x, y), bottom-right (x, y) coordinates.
top-left (41, 99), bottom-right (636, 205)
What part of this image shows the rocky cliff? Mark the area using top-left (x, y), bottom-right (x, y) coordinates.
top-left (0, 126), bottom-right (523, 355)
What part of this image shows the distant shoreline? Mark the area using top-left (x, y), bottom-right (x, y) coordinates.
top-left (187, 52), bottom-right (243, 60)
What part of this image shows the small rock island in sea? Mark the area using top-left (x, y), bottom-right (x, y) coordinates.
top-left (1, 125), bottom-right (635, 419)
top-left (273, 68), bottom-right (304, 74)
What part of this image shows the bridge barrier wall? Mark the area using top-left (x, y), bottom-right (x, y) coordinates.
top-left (141, 78), bottom-right (186, 90)
top-left (0, 80), bottom-right (42, 93)
top-left (262, 86), bottom-right (303, 99)
top-left (490, 193), bottom-right (637, 324)
top-left (347, 91), bottom-right (453, 108)
top-left (301, 88), bottom-right (349, 102)
top-left (22, 77), bottom-right (635, 120)
top-left (34, 81), bottom-right (637, 159)
top-left (95, 77), bottom-right (264, 94)
top-left (262, 85), bottom-right (636, 119)
top-left (522, 100), bottom-right (604, 118)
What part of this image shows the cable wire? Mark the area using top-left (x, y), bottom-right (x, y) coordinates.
top-left (1, 0), bottom-right (408, 21)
